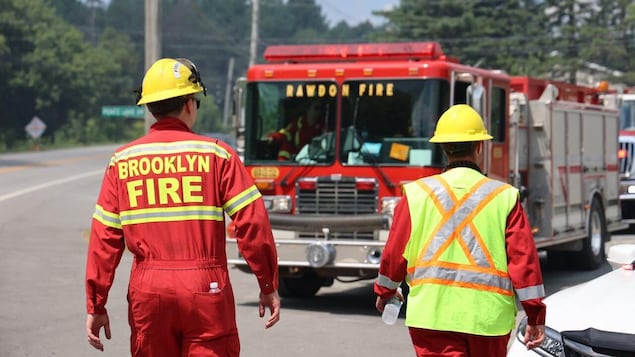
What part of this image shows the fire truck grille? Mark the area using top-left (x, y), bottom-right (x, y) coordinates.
top-left (620, 141), bottom-right (635, 177)
top-left (297, 178), bottom-right (377, 240)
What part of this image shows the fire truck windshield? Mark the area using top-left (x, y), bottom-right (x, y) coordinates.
top-left (620, 99), bottom-right (635, 130)
top-left (242, 79), bottom-right (447, 167)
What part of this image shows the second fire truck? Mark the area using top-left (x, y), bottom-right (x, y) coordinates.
top-left (598, 85), bottom-right (635, 230)
top-left (227, 42), bottom-right (627, 297)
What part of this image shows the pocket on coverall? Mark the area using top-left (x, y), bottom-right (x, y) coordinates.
top-left (192, 287), bottom-right (236, 339)
top-left (128, 287), bottom-right (161, 336)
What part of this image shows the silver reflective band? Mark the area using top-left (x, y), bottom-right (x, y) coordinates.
top-left (120, 205), bottom-right (223, 225)
top-left (113, 140), bottom-right (230, 162)
top-left (93, 204), bottom-right (122, 229)
top-left (419, 177), bottom-right (507, 266)
top-left (377, 274), bottom-right (402, 290)
top-left (224, 185), bottom-right (262, 216)
top-left (409, 265), bottom-right (512, 292)
top-left (515, 284), bottom-right (545, 301)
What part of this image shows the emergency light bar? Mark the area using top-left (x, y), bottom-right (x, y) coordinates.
top-left (263, 42), bottom-right (445, 63)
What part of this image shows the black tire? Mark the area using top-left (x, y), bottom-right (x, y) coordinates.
top-left (573, 197), bottom-right (607, 270)
top-left (278, 272), bottom-right (323, 298)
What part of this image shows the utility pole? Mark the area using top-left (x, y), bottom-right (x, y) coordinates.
top-left (144, 0), bottom-right (161, 133)
top-left (249, 0), bottom-right (259, 66)
top-left (223, 57), bottom-right (235, 127)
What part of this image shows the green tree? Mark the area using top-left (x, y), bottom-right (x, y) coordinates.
top-left (542, 0), bottom-right (595, 83)
top-left (260, 0), bottom-right (328, 46)
top-left (372, 0), bottom-right (547, 76)
top-left (580, 0), bottom-right (635, 85)
top-left (0, 0), bottom-right (97, 147)
top-left (0, 0), bottom-right (148, 150)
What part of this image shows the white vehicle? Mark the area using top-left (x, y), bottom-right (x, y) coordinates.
top-left (507, 244), bottom-right (635, 356)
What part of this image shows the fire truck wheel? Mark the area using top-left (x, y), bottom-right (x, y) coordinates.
top-left (575, 197), bottom-right (607, 270)
top-left (278, 272), bottom-right (323, 298)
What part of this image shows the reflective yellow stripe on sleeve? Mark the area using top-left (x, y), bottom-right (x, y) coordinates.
top-left (224, 185), bottom-right (262, 216)
top-left (93, 204), bottom-right (122, 229)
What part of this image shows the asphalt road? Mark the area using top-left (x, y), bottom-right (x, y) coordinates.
top-left (0, 145), bottom-right (632, 356)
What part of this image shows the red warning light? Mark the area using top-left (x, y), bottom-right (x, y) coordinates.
top-left (264, 42), bottom-right (445, 63)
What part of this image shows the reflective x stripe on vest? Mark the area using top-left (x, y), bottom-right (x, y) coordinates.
top-left (402, 173), bottom-right (519, 335)
top-left (408, 176), bottom-right (513, 296)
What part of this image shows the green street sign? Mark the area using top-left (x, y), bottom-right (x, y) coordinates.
top-left (101, 105), bottom-right (145, 119)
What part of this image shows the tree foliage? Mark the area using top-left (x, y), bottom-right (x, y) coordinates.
top-left (373, 0), bottom-right (635, 82)
top-left (2, 0), bottom-right (635, 152)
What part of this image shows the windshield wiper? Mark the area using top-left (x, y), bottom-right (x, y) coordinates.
top-left (345, 125), bottom-right (396, 189)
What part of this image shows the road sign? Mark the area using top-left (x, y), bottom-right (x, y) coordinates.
top-left (25, 116), bottom-right (46, 139)
top-left (101, 105), bottom-right (145, 119)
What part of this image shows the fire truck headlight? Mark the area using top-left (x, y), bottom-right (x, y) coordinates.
top-left (263, 195), bottom-right (291, 213)
top-left (619, 182), bottom-right (635, 195)
top-left (381, 197), bottom-right (401, 216)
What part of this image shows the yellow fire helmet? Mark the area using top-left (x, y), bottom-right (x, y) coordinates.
top-left (429, 104), bottom-right (493, 143)
top-left (136, 58), bottom-right (207, 105)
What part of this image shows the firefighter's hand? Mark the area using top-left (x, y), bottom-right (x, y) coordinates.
top-left (259, 290), bottom-right (281, 329)
top-left (524, 324), bottom-right (545, 350)
top-left (375, 295), bottom-right (386, 313)
top-left (267, 132), bottom-right (280, 144)
top-left (86, 313), bottom-right (111, 351)
top-left (375, 289), bottom-right (404, 313)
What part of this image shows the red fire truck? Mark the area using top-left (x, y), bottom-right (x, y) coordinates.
top-left (227, 42), bottom-right (627, 297)
top-left (599, 85), bottom-right (635, 230)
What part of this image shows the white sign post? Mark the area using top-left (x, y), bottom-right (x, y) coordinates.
top-left (25, 116), bottom-right (47, 150)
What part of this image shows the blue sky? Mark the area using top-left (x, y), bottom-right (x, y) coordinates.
top-left (316, 0), bottom-right (398, 26)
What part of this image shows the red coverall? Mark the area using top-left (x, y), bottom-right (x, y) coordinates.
top-left (269, 116), bottom-right (323, 160)
top-left (86, 118), bottom-right (278, 357)
top-left (374, 187), bottom-right (546, 357)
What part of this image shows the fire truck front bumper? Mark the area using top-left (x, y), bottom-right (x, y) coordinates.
top-left (226, 213), bottom-right (391, 278)
top-left (267, 213), bottom-right (390, 232)
top-left (620, 179), bottom-right (635, 222)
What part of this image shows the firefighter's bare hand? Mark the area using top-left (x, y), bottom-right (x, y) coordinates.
top-left (86, 313), bottom-right (111, 351)
top-left (375, 295), bottom-right (386, 313)
top-left (524, 324), bottom-right (545, 350)
top-left (375, 289), bottom-right (404, 313)
top-left (259, 290), bottom-right (281, 329)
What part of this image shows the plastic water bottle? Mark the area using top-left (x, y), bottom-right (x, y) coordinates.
top-left (381, 287), bottom-right (403, 325)
top-left (208, 282), bottom-right (221, 293)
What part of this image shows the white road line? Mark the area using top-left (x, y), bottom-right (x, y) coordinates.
top-left (0, 169), bottom-right (104, 203)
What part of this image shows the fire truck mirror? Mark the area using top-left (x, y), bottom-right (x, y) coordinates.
top-left (519, 186), bottom-right (529, 203)
top-left (467, 84), bottom-right (485, 115)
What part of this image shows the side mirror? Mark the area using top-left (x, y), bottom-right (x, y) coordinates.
top-left (519, 186), bottom-right (529, 203)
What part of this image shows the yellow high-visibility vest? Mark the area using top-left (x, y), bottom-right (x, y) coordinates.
top-left (403, 168), bottom-right (519, 336)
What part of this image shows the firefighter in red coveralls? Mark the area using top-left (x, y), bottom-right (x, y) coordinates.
top-left (85, 58), bottom-right (280, 356)
top-left (268, 98), bottom-right (326, 160)
top-left (374, 104), bottom-right (546, 356)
